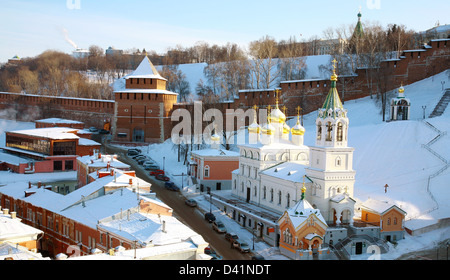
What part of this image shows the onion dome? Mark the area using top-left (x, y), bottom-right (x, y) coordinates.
top-left (211, 133), bottom-right (220, 142)
top-left (398, 85), bottom-right (405, 98)
top-left (261, 122), bottom-right (275, 135)
top-left (291, 117), bottom-right (305, 135)
top-left (248, 122), bottom-right (261, 134)
top-left (269, 106), bottom-right (286, 124)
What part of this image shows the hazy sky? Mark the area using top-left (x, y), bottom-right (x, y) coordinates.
top-left (1, 0), bottom-right (449, 62)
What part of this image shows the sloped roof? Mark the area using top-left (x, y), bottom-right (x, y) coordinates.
top-left (125, 56), bottom-right (167, 81)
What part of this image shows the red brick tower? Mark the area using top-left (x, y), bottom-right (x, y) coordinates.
top-left (112, 56), bottom-right (178, 144)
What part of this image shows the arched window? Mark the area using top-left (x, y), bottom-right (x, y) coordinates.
top-left (278, 191), bottom-right (282, 205)
top-left (204, 165), bottom-right (210, 178)
top-left (387, 218), bottom-right (391, 225)
top-left (337, 122), bottom-right (343, 142)
top-left (286, 193), bottom-right (291, 208)
top-left (317, 122), bottom-right (322, 140)
top-left (326, 122), bottom-right (333, 141)
top-left (394, 217), bottom-right (397, 225)
top-left (336, 156), bottom-right (342, 166)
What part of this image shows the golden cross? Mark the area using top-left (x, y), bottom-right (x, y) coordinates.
top-left (282, 106), bottom-right (287, 115)
top-left (296, 106), bottom-right (302, 116)
top-left (332, 59), bottom-right (338, 72)
top-left (253, 104), bottom-right (258, 111)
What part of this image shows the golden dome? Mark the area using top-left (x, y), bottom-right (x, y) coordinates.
top-left (269, 107), bottom-right (286, 123)
top-left (248, 122), bottom-right (260, 134)
top-left (261, 123), bottom-right (275, 135)
top-left (211, 133), bottom-right (220, 142)
top-left (291, 118), bottom-right (305, 135)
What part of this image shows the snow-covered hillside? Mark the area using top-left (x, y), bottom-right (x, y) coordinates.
top-left (299, 69), bottom-right (450, 232)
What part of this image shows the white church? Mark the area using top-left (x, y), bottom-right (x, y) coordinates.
top-left (231, 61), bottom-right (356, 227)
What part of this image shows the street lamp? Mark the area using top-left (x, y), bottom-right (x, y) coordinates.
top-left (163, 156), bottom-right (165, 172)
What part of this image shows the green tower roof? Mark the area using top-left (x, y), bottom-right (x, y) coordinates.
top-left (320, 59), bottom-right (344, 118)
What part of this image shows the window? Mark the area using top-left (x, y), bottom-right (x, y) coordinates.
top-left (204, 165), bottom-right (210, 178)
top-left (278, 191), bottom-right (282, 205)
top-left (337, 123), bottom-right (343, 142)
top-left (326, 122), bottom-right (333, 141)
top-left (394, 217), bottom-right (397, 225)
top-left (387, 218), bottom-right (391, 225)
top-left (317, 122), bottom-right (322, 140)
top-left (263, 186), bottom-right (267, 200)
top-left (65, 160), bottom-right (74, 171)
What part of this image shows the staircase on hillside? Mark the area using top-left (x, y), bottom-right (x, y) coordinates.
top-left (429, 89), bottom-right (450, 118)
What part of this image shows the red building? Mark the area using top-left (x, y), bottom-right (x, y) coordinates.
top-left (1, 127), bottom-right (100, 174)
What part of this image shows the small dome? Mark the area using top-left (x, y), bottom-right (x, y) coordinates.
top-left (269, 107), bottom-right (286, 124)
top-left (261, 123), bottom-right (275, 135)
top-left (291, 119), bottom-right (305, 136)
top-left (211, 133), bottom-right (220, 142)
top-left (248, 122), bottom-right (260, 134)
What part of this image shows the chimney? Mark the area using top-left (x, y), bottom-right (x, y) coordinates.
top-left (107, 162), bottom-right (110, 170)
top-left (98, 153), bottom-right (102, 159)
top-left (37, 182), bottom-right (41, 188)
top-left (110, 168), bottom-right (114, 176)
top-left (10, 212), bottom-right (16, 219)
top-left (28, 182), bottom-right (32, 189)
top-left (129, 178), bottom-right (133, 185)
top-left (3, 209), bottom-right (9, 215)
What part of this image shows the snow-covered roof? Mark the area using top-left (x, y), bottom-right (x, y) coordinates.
top-left (7, 127), bottom-right (79, 140)
top-left (0, 212), bottom-right (43, 241)
top-left (98, 211), bottom-right (206, 247)
top-left (260, 162), bottom-right (311, 184)
top-left (285, 198), bottom-right (327, 229)
top-left (361, 198), bottom-right (407, 215)
top-left (113, 88), bottom-right (178, 95)
top-left (35, 118), bottom-right (83, 125)
top-left (191, 148), bottom-right (239, 158)
top-left (125, 56), bottom-right (167, 81)
top-left (78, 153), bottom-right (130, 170)
top-left (78, 138), bottom-right (101, 146)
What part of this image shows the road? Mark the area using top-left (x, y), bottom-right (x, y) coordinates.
top-left (103, 142), bottom-right (250, 260)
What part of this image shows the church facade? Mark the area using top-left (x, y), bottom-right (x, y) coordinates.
top-left (232, 61), bottom-right (356, 227)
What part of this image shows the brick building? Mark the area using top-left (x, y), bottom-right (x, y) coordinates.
top-left (1, 127), bottom-right (100, 173)
top-left (112, 56), bottom-right (178, 144)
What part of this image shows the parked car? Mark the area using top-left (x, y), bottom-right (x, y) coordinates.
top-left (251, 254), bottom-right (265, 260)
top-left (225, 232), bottom-right (239, 243)
top-left (144, 164), bottom-right (159, 170)
top-left (88, 127), bottom-right (98, 132)
top-left (232, 240), bottom-right (250, 253)
top-left (212, 221), bottom-right (227, 233)
top-left (155, 174), bottom-right (170, 181)
top-left (185, 199), bottom-right (197, 207)
top-left (127, 150), bottom-right (139, 156)
top-left (132, 155), bottom-right (146, 160)
top-left (99, 129), bottom-right (110, 134)
top-left (137, 158), bottom-right (147, 165)
top-left (204, 212), bottom-right (216, 223)
top-left (150, 169), bottom-right (165, 176)
top-left (164, 181), bottom-right (179, 191)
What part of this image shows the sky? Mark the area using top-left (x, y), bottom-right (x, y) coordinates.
top-left (0, 0), bottom-right (449, 63)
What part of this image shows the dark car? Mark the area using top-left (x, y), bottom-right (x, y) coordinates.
top-left (185, 199), bottom-right (197, 207)
top-left (251, 254), bottom-right (265, 260)
top-left (164, 181), bottom-right (179, 191)
top-left (156, 174), bottom-right (170, 181)
top-left (232, 240), bottom-right (250, 253)
top-left (225, 232), bottom-right (239, 242)
top-left (204, 212), bottom-right (215, 223)
top-left (127, 150), bottom-right (139, 156)
top-left (99, 129), bottom-right (110, 134)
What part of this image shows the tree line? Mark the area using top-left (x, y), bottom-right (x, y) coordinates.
top-left (0, 21), bottom-right (425, 103)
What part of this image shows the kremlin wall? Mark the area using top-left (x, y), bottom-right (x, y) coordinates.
top-left (0, 38), bottom-right (448, 144)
